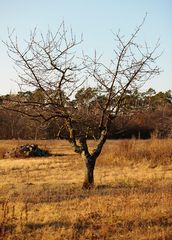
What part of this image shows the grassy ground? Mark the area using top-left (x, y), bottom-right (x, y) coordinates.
top-left (0, 139), bottom-right (172, 240)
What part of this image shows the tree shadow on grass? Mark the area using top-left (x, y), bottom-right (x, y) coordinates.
top-left (96, 181), bottom-right (172, 194)
top-left (9, 181), bottom-right (172, 204)
top-left (25, 220), bottom-right (71, 231)
top-left (3, 152), bottom-right (76, 160)
top-left (71, 210), bottom-right (172, 239)
top-left (52, 153), bottom-right (77, 157)
top-left (0, 224), bottom-right (16, 235)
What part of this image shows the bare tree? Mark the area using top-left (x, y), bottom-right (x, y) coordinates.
top-left (2, 19), bottom-right (160, 189)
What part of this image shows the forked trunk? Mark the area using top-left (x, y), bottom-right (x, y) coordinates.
top-left (82, 156), bottom-right (96, 189)
top-left (66, 117), bottom-right (109, 189)
top-left (79, 130), bottom-right (108, 189)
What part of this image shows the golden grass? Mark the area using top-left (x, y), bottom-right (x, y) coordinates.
top-left (0, 139), bottom-right (172, 239)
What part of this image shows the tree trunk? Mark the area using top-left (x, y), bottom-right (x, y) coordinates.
top-left (79, 130), bottom-right (108, 190)
top-left (82, 156), bottom-right (96, 189)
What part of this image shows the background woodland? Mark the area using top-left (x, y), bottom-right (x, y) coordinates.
top-left (0, 87), bottom-right (172, 140)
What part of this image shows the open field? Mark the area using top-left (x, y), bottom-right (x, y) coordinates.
top-left (0, 139), bottom-right (172, 240)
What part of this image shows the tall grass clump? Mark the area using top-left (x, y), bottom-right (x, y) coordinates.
top-left (98, 139), bottom-right (172, 167)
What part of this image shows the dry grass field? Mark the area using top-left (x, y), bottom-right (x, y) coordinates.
top-left (0, 139), bottom-right (172, 240)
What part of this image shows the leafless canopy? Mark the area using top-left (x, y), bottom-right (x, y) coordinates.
top-left (84, 17), bottom-right (160, 131)
top-left (3, 19), bottom-right (160, 126)
top-left (3, 22), bottom-right (84, 122)
top-left (2, 19), bottom-right (161, 188)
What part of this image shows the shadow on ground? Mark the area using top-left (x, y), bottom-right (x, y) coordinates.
top-left (6, 181), bottom-right (172, 204)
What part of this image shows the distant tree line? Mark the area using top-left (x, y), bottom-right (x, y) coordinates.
top-left (0, 87), bottom-right (171, 140)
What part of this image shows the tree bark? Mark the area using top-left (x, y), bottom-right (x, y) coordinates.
top-left (78, 136), bottom-right (96, 189)
top-left (82, 155), bottom-right (96, 189)
top-left (65, 118), bottom-right (82, 153)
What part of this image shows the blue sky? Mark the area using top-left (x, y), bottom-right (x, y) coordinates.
top-left (0, 0), bottom-right (171, 94)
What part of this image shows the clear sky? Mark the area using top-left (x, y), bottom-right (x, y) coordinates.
top-left (0, 0), bottom-right (171, 94)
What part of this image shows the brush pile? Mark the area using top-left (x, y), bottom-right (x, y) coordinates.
top-left (4, 144), bottom-right (50, 158)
